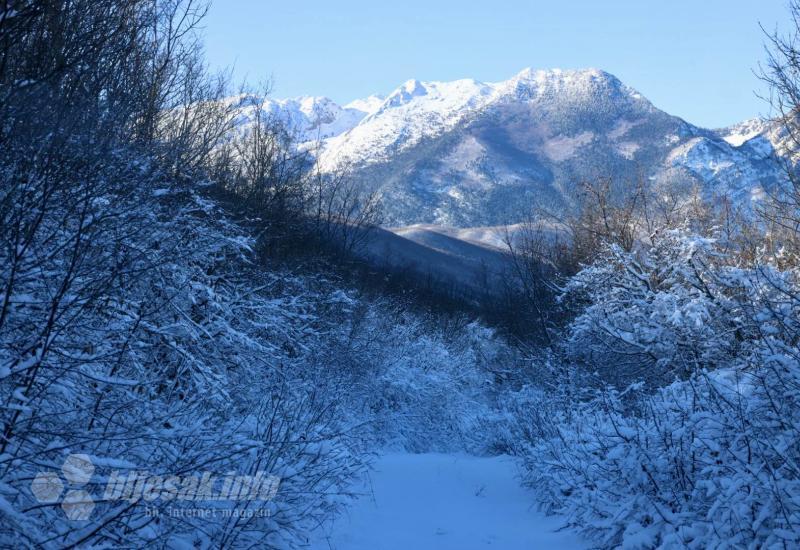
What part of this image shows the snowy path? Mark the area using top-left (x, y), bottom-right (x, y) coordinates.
top-left (309, 453), bottom-right (585, 550)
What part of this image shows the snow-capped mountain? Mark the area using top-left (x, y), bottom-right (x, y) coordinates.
top-left (318, 68), bottom-right (654, 171)
top-left (248, 69), bottom-right (787, 226)
top-left (717, 118), bottom-right (771, 147)
top-left (229, 93), bottom-right (384, 143)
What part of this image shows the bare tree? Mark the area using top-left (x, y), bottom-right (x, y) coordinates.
top-left (759, 0), bottom-right (800, 266)
top-left (0, 2), bottom-right (368, 546)
top-left (308, 162), bottom-right (383, 257)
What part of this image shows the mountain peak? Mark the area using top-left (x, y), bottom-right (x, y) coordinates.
top-left (402, 79), bottom-right (427, 94)
top-left (382, 79), bottom-right (430, 108)
top-left (345, 94), bottom-right (385, 115)
top-left (500, 67), bottom-right (631, 99)
top-left (509, 67), bottom-right (615, 83)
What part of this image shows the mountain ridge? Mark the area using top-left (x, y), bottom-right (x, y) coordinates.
top-left (240, 68), bottom-right (786, 226)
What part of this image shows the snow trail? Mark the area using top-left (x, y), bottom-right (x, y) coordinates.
top-left (310, 453), bottom-right (585, 550)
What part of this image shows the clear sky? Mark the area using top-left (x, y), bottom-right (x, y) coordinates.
top-left (202, 0), bottom-right (790, 128)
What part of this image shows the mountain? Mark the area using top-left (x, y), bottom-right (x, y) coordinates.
top-left (717, 118), bottom-right (771, 146)
top-left (229, 93), bottom-right (384, 143)
top-left (357, 224), bottom-right (513, 299)
top-left (246, 69), bottom-right (788, 226)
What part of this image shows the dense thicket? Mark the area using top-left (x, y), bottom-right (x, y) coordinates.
top-left (0, 2), bottom-right (503, 547)
top-left (498, 4), bottom-right (800, 547)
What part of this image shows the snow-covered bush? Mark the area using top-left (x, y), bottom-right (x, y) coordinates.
top-left (311, 301), bottom-right (506, 453)
top-left (518, 229), bottom-right (800, 548)
top-left (563, 229), bottom-right (746, 387)
top-left (0, 174), bottom-right (369, 546)
top-left (0, 2), bottom-right (370, 546)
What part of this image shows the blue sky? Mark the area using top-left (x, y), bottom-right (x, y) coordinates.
top-left (203, 0), bottom-right (789, 128)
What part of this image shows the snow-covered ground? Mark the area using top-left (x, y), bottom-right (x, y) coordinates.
top-left (309, 453), bottom-right (585, 550)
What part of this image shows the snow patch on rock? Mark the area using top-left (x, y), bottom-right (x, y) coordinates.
top-left (542, 131), bottom-right (594, 162)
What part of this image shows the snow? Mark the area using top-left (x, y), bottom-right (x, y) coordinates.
top-left (608, 118), bottom-right (643, 140)
top-left (668, 135), bottom-right (760, 190)
top-left (344, 94), bottom-right (385, 116)
top-left (616, 141), bottom-right (640, 159)
top-left (234, 95), bottom-right (378, 143)
top-left (316, 68), bottom-right (633, 171)
top-left (318, 76), bottom-right (494, 169)
top-left (309, 453), bottom-right (585, 550)
top-left (717, 118), bottom-right (767, 147)
top-left (541, 131), bottom-right (594, 162)
top-left (227, 68), bottom-right (786, 227)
